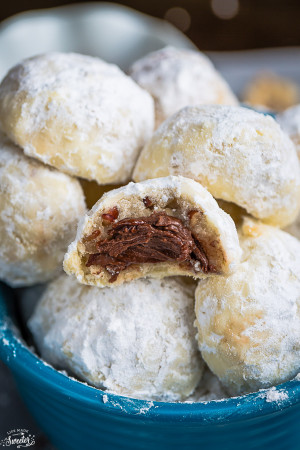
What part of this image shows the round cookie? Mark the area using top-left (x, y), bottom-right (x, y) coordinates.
top-left (64, 176), bottom-right (241, 287)
top-left (0, 133), bottom-right (86, 287)
top-left (277, 104), bottom-right (300, 159)
top-left (28, 275), bottom-right (204, 401)
top-left (243, 73), bottom-right (300, 112)
top-left (133, 105), bottom-right (300, 227)
top-left (129, 46), bottom-right (238, 128)
top-left (195, 219), bottom-right (300, 395)
top-left (0, 52), bottom-right (154, 184)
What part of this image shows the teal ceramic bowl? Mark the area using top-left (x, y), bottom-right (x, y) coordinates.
top-left (0, 283), bottom-right (299, 450)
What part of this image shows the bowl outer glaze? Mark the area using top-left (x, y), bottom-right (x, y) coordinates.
top-left (0, 284), bottom-right (300, 450)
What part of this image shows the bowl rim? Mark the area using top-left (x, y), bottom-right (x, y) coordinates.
top-left (0, 283), bottom-right (299, 425)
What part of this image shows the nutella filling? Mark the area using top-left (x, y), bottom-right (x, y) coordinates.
top-left (86, 212), bottom-right (210, 282)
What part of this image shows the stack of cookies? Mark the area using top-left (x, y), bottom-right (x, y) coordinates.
top-left (0, 47), bottom-right (299, 402)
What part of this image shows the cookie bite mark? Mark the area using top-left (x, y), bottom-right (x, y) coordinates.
top-left (64, 176), bottom-right (241, 287)
top-left (85, 211), bottom-right (211, 282)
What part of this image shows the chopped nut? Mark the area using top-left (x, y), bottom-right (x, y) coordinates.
top-left (188, 210), bottom-right (198, 221)
top-left (102, 207), bottom-right (119, 225)
top-left (143, 196), bottom-right (153, 208)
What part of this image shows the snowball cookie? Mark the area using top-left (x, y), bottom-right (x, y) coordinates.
top-left (28, 275), bottom-right (204, 401)
top-left (277, 104), bottom-right (300, 159)
top-left (133, 105), bottom-right (300, 227)
top-left (0, 52), bottom-right (154, 184)
top-left (0, 134), bottom-right (86, 287)
top-left (129, 46), bottom-right (238, 128)
top-left (64, 176), bottom-right (241, 287)
top-left (243, 73), bottom-right (300, 112)
top-left (195, 218), bottom-right (300, 395)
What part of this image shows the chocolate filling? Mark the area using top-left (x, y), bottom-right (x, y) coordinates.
top-left (86, 212), bottom-right (210, 282)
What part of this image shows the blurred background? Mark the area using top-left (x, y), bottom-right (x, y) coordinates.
top-left (1, 0), bottom-right (300, 50)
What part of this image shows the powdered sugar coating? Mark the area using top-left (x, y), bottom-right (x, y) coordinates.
top-left (195, 219), bottom-right (300, 395)
top-left (28, 275), bottom-right (203, 401)
top-left (133, 105), bottom-right (300, 227)
top-left (0, 133), bottom-right (86, 286)
top-left (265, 387), bottom-right (289, 403)
top-left (129, 46), bottom-right (238, 128)
top-left (0, 52), bottom-right (154, 184)
top-left (64, 176), bottom-right (241, 287)
top-left (277, 104), bottom-right (300, 159)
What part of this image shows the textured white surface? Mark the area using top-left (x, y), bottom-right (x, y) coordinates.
top-left (129, 46), bottom-right (237, 127)
top-left (28, 275), bottom-right (203, 401)
top-left (195, 219), bottom-right (300, 395)
top-left (265, 387), bottom-right (289, 403)
top-left (0, 52), bottom-right (154, 184)
top-left (0, 133), bottom-right (85, 286)
top-left (64, 176), bottom-right (241, 287)
top-left (133, 105), bottom-right (300, 227)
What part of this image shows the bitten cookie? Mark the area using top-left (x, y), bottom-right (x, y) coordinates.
top-left (64, 176), bottom-right (241, 287)
top-left (129, 46), bottom-right (238, 128)
top-left (195, 219), bottom-right (300, 395)
top-left (29, 275), bottom-right (204, 401)
top-left (0, 52), bottom-right (154, 184)
top-left (0, 133), bottom-right (86, 287)
top-left (133, 105), bottom-right (300, 227)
